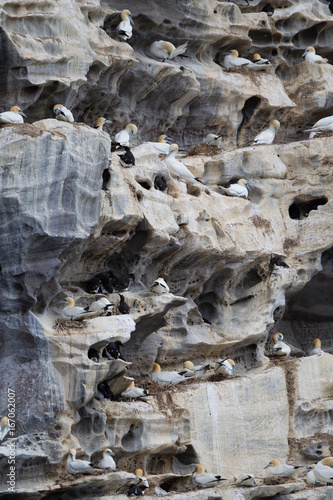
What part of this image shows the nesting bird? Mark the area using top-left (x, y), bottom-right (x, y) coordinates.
top-left (272, 333), bottom-right (291, 356)
top-left (253, 120), bottom-right (280, 145)
top-left (235, 473), bottom-right (256, 486)
top-left (192, 464), bottom-right (227, 488)
top-left (251, 53), bottom-right (272, 70)
top-left (127, 483), bottom-right (148, 496)
top-left (204, 133), bottom-right (222, 147)
top-left (219, 179), bottom-right (250, 198)
top-left (303, 464), bottom-right (326, 485)
top-left (0, 106), bottom-right (26, 124)
top-left (151, 363), bottom-right (188, 385)
top-left (179, 360), bottom-right (211, 379)
top-left (154, 175), bottom-right (168, 191)
top-left (134, 468), bottom-right (149, 488)
top-left (53, 104), bottom-right (74, 122)
top-left (66, 449), bottom-right (102, 475)
top-left (102, 340), bottom-right (125, 360)
top-left (302, 46), bottom-right (328, 64)
top-left (147, 134), bottom-right (173, 155)
top-left (86, 297), bottom-right (113, 313)
top-left (214, 358), bottom-right (235, 376)
top-left (116, 9), bottom-right (134, 41)
top-left (264, 459), bottom-right (301, 478)
top-left (304, 115), bottom-right (333, 139)
top-left (165, 144), bottom-right (201, 183)
top-left (88, 347), bottom-right (99, 363)
top-left (59, 297), bottom-right (91, 321)
top-left (313, 457), bottom-right (333, 484)
top-left (0, 417), bottom-right (9, 442)
top-left (115, 123), bottom-right (138, 147)
top-left (262, 3), bottom-right (274, 16)
top-left (222, 49), bottom-right (253, 70)
top-left (121, 381), bottom-right (152, 401)
top-left (96, 381), bottom-right (115, 400)
top-left (149, 40), bottom-right (188, 61)
top-left (91, 448), bottom-right (116, 471)
top-left (118, 146), bottom-right (136, 167)
top-left (150, 277), bottom-right (170, 294)
top-left (95, 117), bottom-right (112, 130)
top-left (310, 338), bottom-right (323, 355)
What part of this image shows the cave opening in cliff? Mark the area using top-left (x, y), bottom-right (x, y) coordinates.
top-left (288, 197), bottom-right (327, 219)
top-left (276, 247), bottom-right (333, 354)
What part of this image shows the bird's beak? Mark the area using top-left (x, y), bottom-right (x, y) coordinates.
top-left (109, 450), bottom-right (115, 456)
top-left (222, 51), bottom-right (232, 56)
top-left (303, 467), bottom-right (312, 474)
top-left (19, 110), bottom-right (27, 118)
top-left (301, 50), bottom-right (307, 57)
top-left (129, 14), bottom-right (134, 25)
top-left (264, 463), bottom-right (272, 469)
top-left (232, 366), bottom-right (235, 375)
top-left (104, 120), bottom-right (113, 124)
top-left (165, 136), bottom-right (174, 143)
top-left (246, 184), bottom-right (252, 191)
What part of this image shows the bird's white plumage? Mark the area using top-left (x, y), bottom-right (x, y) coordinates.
top-left (272, 333), bottom-right (291, 356)
top-left (152, 363), bottom-right (187, 385)
top-left (305, 115), bottom-right (333, 139)
top-left (0, 106), bottom-right (26, 124)
top-left (204, 134), bottom-right (222, 147)
top-left (98, 449), bottom-right (116, 470)
top-left (313, 457), bottom-right (333, 484)
top-left (192, 464), bottom-right (226, 488)
top-left (310, 338), bottom-right (323, 355)
top-left (223, 49), bottom-right (253, 70)
top-left (149, 40), bottom-right (188, 60)
top-left (219, 179), bottom-right (249, 198)
top-left (303, 465), bottom-right (326, 485)
top-left (135, 468), bottom-right (149, 488)
top-left (235, 473), bottom-right (256, 486)
top-left (179, 361), bottom-right (211, 379)
top-left (302, 46), bottom-right (328, 64)
top-left (214, 359), bottom-right (235, 376)
top-left (66, 449), bottom-right (101, 475)
top-left (253, 120), bottom-right (280, 145)
top-left (88, 297), bottom-right (112, 312)
top-left (116, 10), bottom-right (133, 41)
top-left (165, 144), bottom-right (198, 182)
top-left (146, 134), bottom-right (172, 154)
top-left (250, 53), bottom-right (272, 70)
top-left (115, 123), bottom-right (137, 147)
top-left (121, 382), bottom-right (152, 401)
top-left (264, 460), bottom-right (299, 478)
top-left (53, 104), bottom-right (74, 122)
top-left (59, 297), bottom-right (89, 320)
top-left (150, 277), bottom-right (170, 294)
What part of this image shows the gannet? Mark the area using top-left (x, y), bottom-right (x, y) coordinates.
top-left (150, 278), bottom-right (170, 294)
top-left (87, 297), bottom-right (113, 313)
top-left (95, 117), bottom-right (112, 130)
top-left (235, 473), bottom-right (256, 486)
top-left (66, 449), bottom-right (102, 475)
top-left (116, 9), bottom-right (133, 41)
top-left (272, 333), bottom-right (291, 356)
top-left (192, 464), bottom-right (227, 488)
top-left (204, 133), bottom-right (222, 147)
top-left (102, 341), bottom-right (125, 360)
top-left (302, 46), bottom-right (328, 64)
top-left (118, 146), bottom-right (135, 167)
top-left (118, 294), bottom-right (130, 314)
top-left (179, 360), bottom-right (211, 379)
top-left (0, 417), bottom-right (9, 442)
top-left (264, 459), bottom-right (301, 477)
top-left (146, 134), bottom-right (173, 154)
top-left (115, 123), bottom-right (137, 147)
top-left (304, 115), bottom-right (333, 139)
top-left (88, 347), bottom-right (99, 362)
top-left (59, 297), bottom-right (91, 321)
top-left (262, 3), bottom-right (274, 15)
top-left (251, 53), bottom-right (272, 70)
top-left (214, 358), bottom-right (235, 376)
top-left (121, 381), bottom-right (152, 401)
top-left (253, 120), bottom-right (280, 145)
top-left (219, 179), bottom-right (250, 198)
top-left (303, 464), bottom-right (326, 485)
top-left (154, 175), bottom-right (168, 191)
top-left (91, 448), bottom-right (116, 471)
top-left (151, 363), bottom-right (188, 385)
top-left (149, 40), bottom-right (188, 61)
top-left (310, 338), bottom-right (324, 355)
top-left (135, 468), bottom-right (149, 488)
top-left (222, 49), bottom-right (253, 70)
top-left (53, 104), bottom-right (74, 123)
top-left (313, 457), bottom-right (333, 484)
top-left (0, 106), bottom-right (27, 124)
top-left (165, 144), bottom-right (201, 182)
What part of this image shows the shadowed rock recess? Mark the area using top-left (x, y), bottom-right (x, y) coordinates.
top-left (0, 0), bottom-right (333, 498)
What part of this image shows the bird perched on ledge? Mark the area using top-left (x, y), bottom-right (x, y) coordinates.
top-left (0, 106), bottom-right (27, 124)
top-left (304, 115), bottom-right (333, 139)
top-left (150, 277), bottom-right (170, 294)
top-left (102, 340), bottom-right (125, 360)
top-left (302, 46), bottom-right (328, 64)
top-left (253, 119), bottom-right (280, 145)
top-left (219, 179), bottom-right (250, 198)
top-left (91, 448), bottom-right (116, 471)
top-left (66, 449), bottom-right (102, 475)
top-left (116, 9), bottom-right (134, 41)
top-left (53, 104), bottom-right (74, 122)
top-left (149, 40), bottom-right (188, 61)
top-left (264, 459), bottom-right (301, 478)
top-left (204, 133), bottom-right (222, 147)
top-left (165, 144), bottom-right (202, 183)
top-left (121, 381), bottom-right (152, 401)
top-left (115, 123), bottom-right (138, 147)
top-left (272, 333), bottom-right (291, 356)
top-left (310, 338), bottom-right (324, 355)
top-left (313, 457), bottom-right (333, 484)
top-left (151, 363), bottom-right (189, 385)
top-left (146, 134), bottom-right (173, 154)
top-left (214, 358), bottom-right (235, 376)
top-left (94, 117), bottom-right (112, 130)
top-left (222, 49), bottom-right (253, 70)
top-left (192, 464), bottom-right (227, 488)
top-left (178, 360), bottom-right (211, 379)
top-left (59, 297), bottom-right (92, 321)
top-left (118, 146), bottom-right (135, 167)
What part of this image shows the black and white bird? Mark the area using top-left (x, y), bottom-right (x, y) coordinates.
top-left (116, 9), bottom-right (134, 41)
top-left (111, 273), bottom-right (135, 292)
top-left (91, 448), bottom-right (116, 471)
top-left (118, 146), bottom-right (136, 167)
top-left (262, 3), bottom-right (274, 16)
top-left (192, 464), bottom-right (227, 488)
top-left (102, 340), bottom-right (125, 360)
top-left (53, 104), bottom-right (74, 122)
top-left (0, 106), bottom-right (27, 124)
top-left (154, 175), bottom-right (168, 191)
top-left (88, 347), bottom-right (99, 363)
top-left (127, 483), bottom-right (148, 496)
top-left (150, 278), bottom-right (170, 294)
top-left (96, 381), bottom-right (115, 400)
top-left (118, 294), bottom-right (130, 314)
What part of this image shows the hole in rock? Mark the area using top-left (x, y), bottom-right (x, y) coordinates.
top-left (195, 292), bottom-right (218, 324)
top-left (249, 29), bottom-right (274, 45)
top-left (121, 421), bottom-right (144, 452)
top-left (137, 192), bottom-right (143, 202)
top-left (275, 62), bottom-right (294, 81)
top-left (238, 96), bottom-right (261, 134)
top-left (288, 197), bottom-right (327, 219)
top-left (102, 169), bottom-right (111, 190)
top-left (136, 180), bottom-right (151, 190)
top-left (173, 445), bottom-right (199, 474)
top-left (146, 454), bottom-right (173, 474)
top-left (235, 268), bottom-right (263, 293)
top-left (187, 184), bottom-right (201, 197)
top-left (292, 22), bottom-right (326, 47)
top-left (159, 475), bottom-right (189, 493)
top-left (275, 248), bottom-right (333, 354)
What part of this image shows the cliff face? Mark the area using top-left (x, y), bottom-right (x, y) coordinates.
top-left (0, 0), bottom-right (333, 499)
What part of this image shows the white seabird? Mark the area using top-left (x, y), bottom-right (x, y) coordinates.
top-left (53, 104), bottom-right (74, 123)
top-left (204, 133), bottom-right (222, 147)
top-left (66, 449), bottom-right (102, 475)
top-left (0, 417), bottom-right (9, 442)
top-left (0, 106), bottom-right (27, 124)
top-left (179, 360), bottom-right (211, 379)
top-left (192, 464), bottom-right (227, 488)
top-left (264, 459), bottom-right (301, 478)
top-left (165, 144), bottom-right (201, 182)
top-left (235, 473), bottom-right (256, 486)
top-left (222, 49), bottom-right (253, 70)
top-left (272, 333), bottom-right (291, 356)
top-left (151, 363), bottom-right (189, 385)
top-left (92, 448), bottom-right (116, 471)
top-left (313, 457), bottom-right (333, 484)
top-left (121, 381), bottom-right (153, 401)
top-left (87, 297), bottom-right (113, 313)
top-left (303, 464), bottom-right (326, 485)
top-left (251, 53), bottom-right (272, 70)
top-left (146, 134), bottom-right (173, 154)
top-left (149, 40), bottom-right (188, 61)
top-left (304, 115), bottom-right (333, 139)
top-left (302, 46), bottom-right (328, 64)
top-left (134, 468), bottom-right (149, 488)
top-left (59, 297), bottom-right (92, 321)
top-left (310, 338), bottom-right (324, 355)
top-left (150, 277), bottom-right (170, 294)
top-left (214, 358), bottom-right (235, 376)
top-left (116, 9), bottom-right (134, 41)
top-left (253, 119), bottom-right (280, 145)
top-left (114, 123), bottom-right (138, 147)
top-left (95, 117), bottom-right (113, 130)
top-left (219, 179), bottom-right (250, 198)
